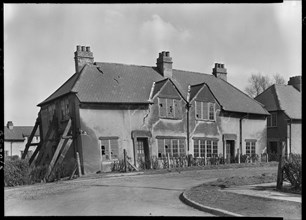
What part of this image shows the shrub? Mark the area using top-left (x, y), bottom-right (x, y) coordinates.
top-left (4, 159), bottom-right (31, 187)
top-left (282, 154), bottom-right (302, 190)
top-left (151, 156), bottom-right (160, 169)
top-left (29, 165), bottom-right (48, 183)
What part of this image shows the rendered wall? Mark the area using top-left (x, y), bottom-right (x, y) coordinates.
top-left (290, 122), bottom-right (301, 154)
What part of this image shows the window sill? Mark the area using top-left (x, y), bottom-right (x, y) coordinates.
top-left (159, 117), bottom-right (182, 120)
top-left (195, 119), bottom-right (216, 122)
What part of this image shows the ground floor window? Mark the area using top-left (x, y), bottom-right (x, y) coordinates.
top-left (246, 141), bottom-right (256, 156)
top-left (100, 137), bottom-right (119, 161)
top-left (193, 139), bottom-right (218, 158)
top-left (157, 138), bottom-right (186, 158)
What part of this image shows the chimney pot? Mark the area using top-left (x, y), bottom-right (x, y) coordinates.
top-left (166, 51), bottom-right (170, 57)
top-left (86, 46), bottom-right (91, 52)
top-left (81, 46), bottom-right (86, 51)
top-left (77, 45), bottom-right (81, 51)
top-left (74, 45), bottom-right (94, 73)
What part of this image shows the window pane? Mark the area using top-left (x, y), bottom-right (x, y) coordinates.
top-left (159, 98), bottom-right (167, 117)
top-left (101, 140), bottom-right (110, 160)
top-left (267, 115), bottom-right (271, 127)
top-left (202, 102), bottom-right (208, 120)
top-left (207, 140), bottom-right (212, 157)
top-left (110, 139), bottom-right (119, 159)
top-left (174, 99), bottom-right (181, 119)
top-left (172, 140), bottom-right (178, 157)
top-left (195, 101), bottom-right (201, 119)
top-left (158, 139), bottom-right (165, 158)
top-left (213, 141), bottom-right (218, 157)
top-left (200, 140), bottom-right (205, 157)
top-left (165, 139), bottom-right (171, 156)
top-left (209, 103), bottom-right (215, 120)
top-left (246, 142), bottom-right (250, 156)
top-left (179, 140), bottom-right (186, 156)
top-left (251, 142), bottom-right (256, 155)
top-left (194, 140), bottom-right (199, 157)
top-left (167, 99), bottom-right (174, 118)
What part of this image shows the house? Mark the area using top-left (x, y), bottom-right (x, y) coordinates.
top-left (4, 121), bottom-right (40, 159)
top-left (255, 76), bottom-right (302, 158)
top-left (29, 46), bottom-right (269, 175)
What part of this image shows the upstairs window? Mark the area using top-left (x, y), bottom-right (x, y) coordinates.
top-left (195, 101), bottom-right (215, 121)
top-left (267, 112), bottom-right (277, 127)
top-left (158, 98), bottom-right (182, 119)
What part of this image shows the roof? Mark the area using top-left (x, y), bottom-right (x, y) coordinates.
top-left (255, 84), bottom-right (301, 119)
top-left (38, 62), bottom-right (269, 115)
top-left (4, 126), bottom-right (40, 141)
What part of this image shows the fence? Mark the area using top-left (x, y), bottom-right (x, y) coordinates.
top-left (111, 151), bottom-right (274, 172)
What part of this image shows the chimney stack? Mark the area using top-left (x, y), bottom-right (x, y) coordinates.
top-left (212, 63), bottom-right (227, 81)
top-left (156, 51), bottom-right (173, 78)
top-left (288, 76), bottom-right (302, 92)
top-left (74, 45), bottom-right (94, 73)
top-left (7, 121), bottom-right (13, 130)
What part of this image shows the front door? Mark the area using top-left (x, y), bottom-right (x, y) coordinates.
top-left (226, 140), bottom-right (235, 163)
top-left (136, 138), bottom-right (150, 169)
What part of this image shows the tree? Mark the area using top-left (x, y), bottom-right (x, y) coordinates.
top-left (244, 73), bottom-right (286, 98)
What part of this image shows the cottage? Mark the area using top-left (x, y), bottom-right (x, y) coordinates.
top-left (25, 46), bottom-right (269, 176)
top-left (4, 121), bottom-right (40, 159)
top-left (255, 76), bottom-right (302, 158)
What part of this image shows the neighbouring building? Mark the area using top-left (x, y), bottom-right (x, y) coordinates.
top-left (255, 76), bottom-right (302, 158)
top-left (30, 46), bottom-right (269, 175)
top-left (4, 121), bottom-right (40, 159)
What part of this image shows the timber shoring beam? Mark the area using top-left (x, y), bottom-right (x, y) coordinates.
top-left (45, 119), bottom-right (72, 180)
top-left (22, 118), bottom-right (40, 159)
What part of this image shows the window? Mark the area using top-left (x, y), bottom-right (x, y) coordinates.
top-left (195, 101), bottom-right (215, 121)
top-left (159, 98), bottom-right (182, 119)
top-left (100, 138), bottom-right (119, 161)
top-left (158, 138), bottom-right (186, 158)
top-left (246, 141), bottom-right (256, 156)
top-left (4, 151), bottom-right (9, 157)
top-left (267, 112), bottom-right (277, 127)
top-left (60, 99), bottom-right (70, 120)
top-left (194, 139), bottom-right (218, 158)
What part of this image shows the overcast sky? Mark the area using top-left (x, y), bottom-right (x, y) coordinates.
top-left (4, 2), bottom-right (301, 126)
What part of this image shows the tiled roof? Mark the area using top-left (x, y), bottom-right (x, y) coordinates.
top-left (38, 62), bottom-right (269, 115)
top-left (4, 126), bottom-right (40, 141)
top-left (255, 84), bottom-right (301, 119)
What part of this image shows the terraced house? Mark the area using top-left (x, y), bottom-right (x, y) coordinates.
top-left (255, 76), bottom-right (302, 158)
top-left (23, 46), bottom-right (269, 176)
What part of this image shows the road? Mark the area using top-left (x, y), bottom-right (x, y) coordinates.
top-left (5, 166), bottom-right (277, 216)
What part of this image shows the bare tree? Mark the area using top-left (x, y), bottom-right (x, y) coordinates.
top-left (273, 73), bottom-right (286, 85)
top-left (244, 73), bottom-right (286, 98)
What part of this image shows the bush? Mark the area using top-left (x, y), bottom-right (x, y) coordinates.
top-left (282, 154), bottom-right (302, 190)
top-left (4, 159), bottom-right (31, 187)
top-left (29, 165), bottom-right (48, 183)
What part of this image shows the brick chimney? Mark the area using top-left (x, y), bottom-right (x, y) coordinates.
top-left (156, 51), bottom-right (173, 78)
top-left (288, 76), bottom-right (301, 92)
top-left (212, 63), bottom-right (227, 81)
top-left (74, 45), bottom-right (94, 73)
top-left (7, 121), bottom-right (13, 130)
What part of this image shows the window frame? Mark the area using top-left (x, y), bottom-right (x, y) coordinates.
top-left (245, 141), bottom-right (256, 157)
top-left (100, 138), bottom-right (119, 161)
top-left (193, 139), bottom-right (218, 158)
top-left (195, 101), bottom-right (216, 121)
top-left (157, 138), bottom-right (186, 158)
top-left (267, 112), bottom-right (277, 128)
top-left (158, 97), bottom-right (182, 119)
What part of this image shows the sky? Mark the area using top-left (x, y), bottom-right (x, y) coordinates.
top-left (4, 2), bottom-right (301, 126)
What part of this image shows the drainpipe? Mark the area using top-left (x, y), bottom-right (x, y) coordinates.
top-left (239, 113), bottom-right (248, 163)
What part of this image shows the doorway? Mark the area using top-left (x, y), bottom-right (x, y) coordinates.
top-left (136, 138), bottom-right (150, 169)
top-left (226, 140), bottom-right (235, 163)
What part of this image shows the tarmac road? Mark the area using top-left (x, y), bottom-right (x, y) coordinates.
top-left (4, 166), bottom-right (277, 216)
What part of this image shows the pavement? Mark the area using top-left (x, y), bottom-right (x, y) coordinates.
top-left (181, 181), bottom-right (301, 217)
